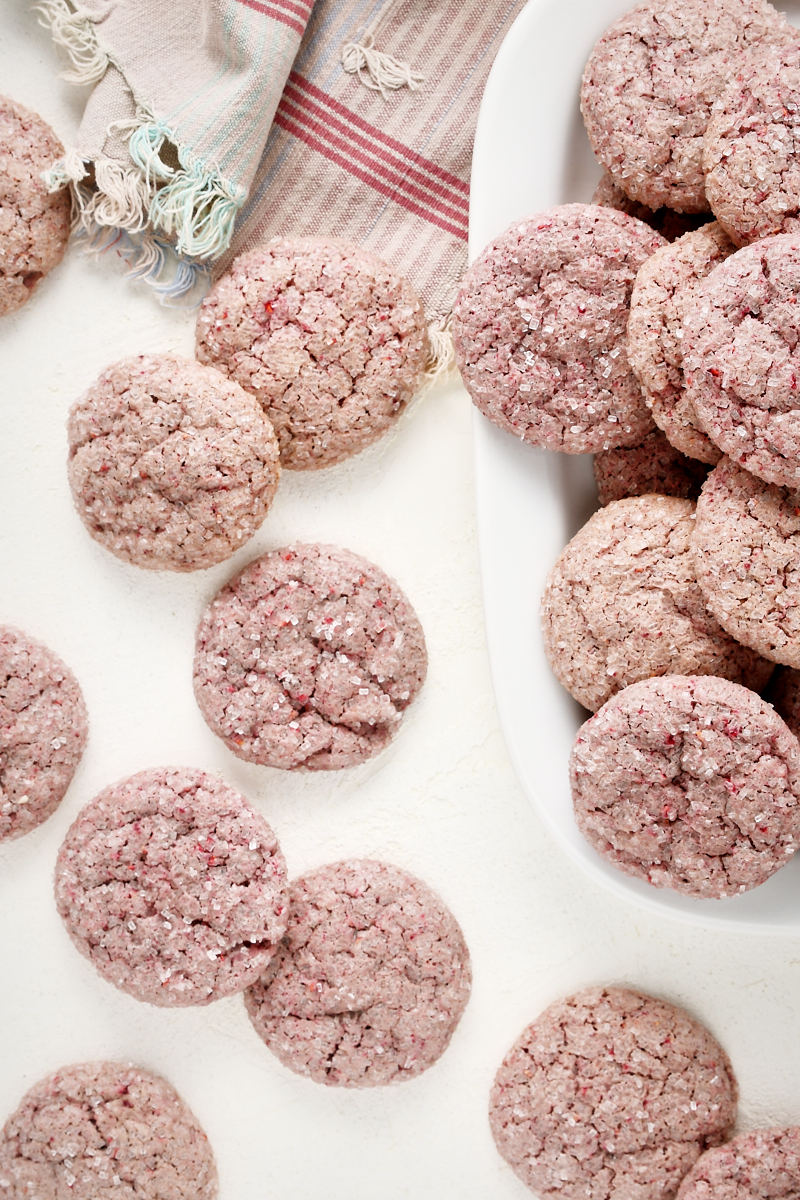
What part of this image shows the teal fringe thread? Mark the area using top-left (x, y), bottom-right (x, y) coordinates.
top-left (128, 123), bottom-right (245, 260)
top-left (75, 221), bottom-right (211, 307)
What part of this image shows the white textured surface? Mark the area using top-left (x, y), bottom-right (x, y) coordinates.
top-left (0, 2), bottom-right (798, 1198)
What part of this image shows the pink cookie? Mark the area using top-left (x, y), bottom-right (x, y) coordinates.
top-left (55, 767), bottom-right (288, 1006)
top-left (683, 234), bottom-right (800, 490)
top-left (581, 0), bottom-right (797, 213)
top-left (0, 95), bottom-right (70, 316)
top-left (453, 204), bottom-right (664, 453)
top-left (0, 1062), bottom-right (217, 1200)
top-left (677, 1127), bottom-right (800, 1200)
top-left (691, 457), bottom-right (800, 667)
top-left (0, 625), bottom-right (87, 841)
top-left (244, 860), bottom-right (471, 1087)
top-left (628, 222), bottom-right (736, 463)
top-left (542, 496), bottom-right (772, 712)
top-left (593, 427), bottom-right (711, 505)
top-left (705, 43), bottom-right (800, 246)
top-left (193, 544), bottom-right (427, 770)
top-left (490, 986), bottom-right (737, 1200)
top-left (593, 172), bottom-right (711, 242)
top-left (571, 674), bottom-right (800, 898)
top-left (67, 354), bottom-right (281, 572)
top-left (196, 237), bottom-right (428, 470)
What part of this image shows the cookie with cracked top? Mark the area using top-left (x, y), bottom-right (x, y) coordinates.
top-left (542, 495), bottom-right (772, 712)
top-left (628, 222), bottom-right (736, 463)
top-left (244, 859), bottom-right (471, 1086)
top-left (196, 237), bottom-right (428, 470)
top-left (0, 624), bottom-right (87, 841)
top-left (570, 674), bottom-right (800, 898)
top-left (193, 543), bottom-right (427, 770)
top-left (490, 985), bottom-right (737, 1200)
top-left (704, 42), bottom-right (800, 246)
top-left (55, 767), bottom-right (288, 1006)
top-left (581, 0), bottom-right (797, 213)
top-left (453, 204), bottom-right (664, 454)
top-left (691, 457), bottom-right (800, 666)
top-left (67, 354), bottom-right (281, 572)
top-left (683, 234), bottom-right (800, 489)
top-left (0, 94), bottom-right (70, 316)
top-left (0, 1061), bottom-right (217, 1200)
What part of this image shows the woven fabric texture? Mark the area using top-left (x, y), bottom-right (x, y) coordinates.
top-left (224, 0), bottom-right (529, 330)
top-left (38, 0), bottom-right (313, 280)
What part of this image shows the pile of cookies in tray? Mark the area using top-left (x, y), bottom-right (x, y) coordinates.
top-left (453, 0), bottom-right (800, 1188)
top-left (454, 0), bottom-right (800, 903)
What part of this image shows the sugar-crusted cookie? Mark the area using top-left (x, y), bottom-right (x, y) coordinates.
top-left (67, 354), bottom-right (280, 572)
top-left (570, 674), bottom-right (800, 898)
top-left (683, 234), bottom-right (800, 490)
top-left (593, 172), bottom-right (711, 242)
top-left (581, 0), bottom-right (797, 213)
top-left (453, 204), bottom-right (664, 453)
top-left (677, 1127), bottom-right (800, 1200)
top-left (0, 95), bottom-right (70, 316)
top-left (244, 860), bottom-right (471, 1087)
top-left (193, 544), bottom-right (427, 770)
top-left (0, 625), bottom-right (87, 841)
top-left (628, 223), bottom-right (735, 463)
top-left (542, 496), bottom-right (772, 712)
top-left (593, 428), bottom-right (711, 505)
top-left (692, 457), bottom-right (800, 667)
top-left (705, 43), bottom-right (800, 246)
top-left (0, 1061), bottom-right (217, 1200)
top-left (196, 237), bottom-right (428, 470)
top-left (55, 767), bottom-right (288, 1006)
top-left (490, 985), bottom-right (737, 1200)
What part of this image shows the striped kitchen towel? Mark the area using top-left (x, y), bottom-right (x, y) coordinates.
top-left (220, 0), bottom-right (528, 376)
top-left (37, 0), bottom-right (315, 298)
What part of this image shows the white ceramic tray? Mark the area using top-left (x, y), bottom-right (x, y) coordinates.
top-left (471, 0), bottom-right (800, 932)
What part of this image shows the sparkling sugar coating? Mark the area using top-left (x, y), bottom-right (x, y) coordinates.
top-left (628, 222), bottom-right (736, 463)
top-left (67, 354), bottom-right (281, 572)
top-left (193, 543), bottom-right (427, 770)
top-left (244, 860), bottom-right (471, 1087)
top-left (0, 1062), bottom-right (217, 1200)
top-left (453, 204), bottom-right (664, 453)
top-left (677, 1126), bottom-right (800, 1200)
top-left (580, 0), bottom-right (797, 213)
top-left (195, 236), bottom-right (428, 470)
top-left (570, 675), bottom-right (800, 898)
top-left (692, 457), bottom-right (800, 667)
top-left (704, 43), bottom-right (800, 246)
top-left (542, 496), bottom-right (772, 713)
top-left (0, 94), bottom-right (70, 316)
top-left (54, 767), bottom-right (288, 1006)
top-left (0, 625), bottom-right (87, 842)
top-left (594, 427), bottom-right (711, 505)
top-left (489, 986), bottom-right (737, 1200)
top-left (683, 234), bottom-right (800, 490)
